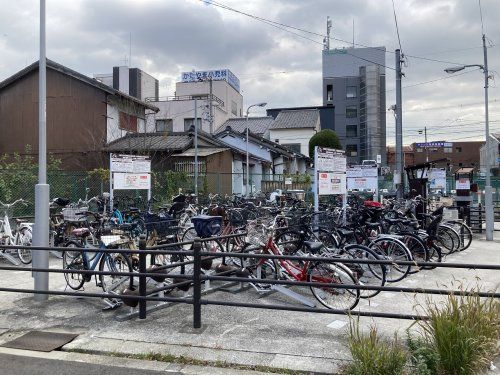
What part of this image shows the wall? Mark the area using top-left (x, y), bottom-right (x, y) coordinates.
top-left (269, 128), bottom-right (315, 156)
top-left (232, 159), bottom-right (244, 195)
top-left (412, 141), bottom-right (483, 168)
top-left (0, 68), bottom-right (107, 169)
top-left (322, 46), bottom-right (386, 78)
top-left (106, 95), bottom-right (148, 143)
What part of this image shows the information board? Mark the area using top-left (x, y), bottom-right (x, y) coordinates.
top-left (318, 172), bottom-right (346, 195)
top-left (110, 154), bottom-right (151, 173)
top-left (429, 168), bottom-right (447, 190)
top-left (113, 173), bottom-right (151, 190)
top-left (346, 165), bottom-right (378, 191)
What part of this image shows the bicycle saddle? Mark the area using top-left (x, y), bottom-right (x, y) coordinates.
top-left (71, 228), bottom-right (90, 237)
top-left (337, 228), bottom-right (354, 237)
top-left (303, 241), bottom-right (323, 253)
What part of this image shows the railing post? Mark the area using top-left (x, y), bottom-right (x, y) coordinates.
top-left (138, 235), bottom-right (147, 319)
top-left (193, 237), bottom-right (202, 329)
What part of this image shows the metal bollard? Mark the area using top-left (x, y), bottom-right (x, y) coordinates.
top-left (139, 236), bottom-right (147, 319)
top-left (193, 237), bottom-right (202, 329)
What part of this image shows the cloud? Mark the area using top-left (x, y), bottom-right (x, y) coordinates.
top-left (0, 0), bottom-right (498, 144)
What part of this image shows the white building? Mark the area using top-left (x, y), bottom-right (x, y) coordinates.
top-left (149, 69), bottom-right (243, 134)
top-left (269, 109), bottom-right (320, 156)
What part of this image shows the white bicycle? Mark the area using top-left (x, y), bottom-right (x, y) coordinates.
top-left (0, 199), bottom-right (33, 265)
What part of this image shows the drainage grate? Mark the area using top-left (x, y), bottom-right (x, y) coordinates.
top-left (1, 331), bottom-right (79, 352)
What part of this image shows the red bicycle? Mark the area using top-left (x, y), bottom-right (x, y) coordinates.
top-left (241, 216), bottom-right (360, 311)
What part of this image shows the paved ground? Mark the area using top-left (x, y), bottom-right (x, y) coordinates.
top-left (0, 233), bottom-right (498, 374)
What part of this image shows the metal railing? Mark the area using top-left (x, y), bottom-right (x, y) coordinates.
top-left (0, 234), bottom-right (499, 329)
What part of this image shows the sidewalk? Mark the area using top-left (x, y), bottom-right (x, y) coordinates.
top-left (0, 234), bottom-right (498, 374)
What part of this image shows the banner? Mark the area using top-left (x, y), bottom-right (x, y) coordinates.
top-left (113, 173), bottom-right (151, 190)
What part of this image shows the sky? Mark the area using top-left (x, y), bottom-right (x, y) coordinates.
top-left (1, 0), bottom-right (499, 145)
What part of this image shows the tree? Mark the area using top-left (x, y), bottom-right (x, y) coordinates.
top-left (308, 129), bottom-right (342, 158)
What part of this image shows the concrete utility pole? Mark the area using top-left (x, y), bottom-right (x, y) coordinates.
top-left (33, 0), bottom-right (50, 301)
top-left (482, 34), bottom-right (494, 241)
top-left (395, 49), bottom-right (404, 199)
top-left (194, 98), bottom-right (198, 198)
top-left (208, 78), bottom-right (213, 134)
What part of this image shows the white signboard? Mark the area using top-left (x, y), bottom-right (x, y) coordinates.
top-left (316, 147), bottom-right (346, 172)
top-left (429, 168), bottom-right (447, 190)
top-left (319, 172), bottom-right (346, 195)
top-left (111, 154), bottom-right (151, 173)
top-left (347, 165), bottom-right (378, 191)
top-left (456, 178), bottom-right (471, 190)
top-left (285, 177), bottom-right (292, 185)
top-left (113, 173), bottom-right (151, 190)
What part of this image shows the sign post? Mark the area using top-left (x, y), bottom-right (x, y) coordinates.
top-left (110, 154), bottom-right (152, 209)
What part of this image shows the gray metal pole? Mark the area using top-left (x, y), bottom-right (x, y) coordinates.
top-left (395, 49), bottom-right (404, 199)
top-left (194, 98), bottom-right (198, 198)
top-left (424, 126), bottom-right (429, 163)
top-left (33, 0), bottom-right (50, 302)
top-left (246, 113), bottom-right (250, 198)
top-left (209, 79), bottom-right (213, 134)
top-left (483, 34), bottom-right (494, 241)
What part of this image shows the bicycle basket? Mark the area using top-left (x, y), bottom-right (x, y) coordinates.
top-left (62, 206), bottom-right (88, 222)
top-left (144, 212), bottom-right (174, 236)
top-left (191, 215), bottom-right (222, 238)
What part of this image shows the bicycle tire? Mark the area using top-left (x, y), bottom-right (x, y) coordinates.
top-left (62, 241), bottom-right (86, 290)
top-left (445, 220), bottom-right (473, 251)
top-left (17, 227), bottom-right (33, 265)
top-left (307, 261), bottom-right (360, 311)
top-left (341, 244), bottom-right (386, 299)
top-left (99, 251), bottom-right (134, 296)
top-left (397, 232), bottom-right (429, 274)
top-left (436, 226), bottom-right (456, 255)
top-left (369, 236), bottom-right (412, 283)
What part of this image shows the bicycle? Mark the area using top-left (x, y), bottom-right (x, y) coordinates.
top-left (0, 199), bottom-right (33, 264)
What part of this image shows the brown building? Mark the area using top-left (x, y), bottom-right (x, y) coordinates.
top-left (412, 141), bottom-right (483, 169)
top-left (386, 145), bottom-right (415, 169)
top-left (0, 59), bottom-right (158, 170)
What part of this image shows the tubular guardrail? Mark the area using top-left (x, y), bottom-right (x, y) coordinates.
top-left (0, 233), bottom-right (498, 328)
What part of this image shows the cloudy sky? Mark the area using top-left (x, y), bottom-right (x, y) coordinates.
top-left (1, 0), bottom-right (498, 145)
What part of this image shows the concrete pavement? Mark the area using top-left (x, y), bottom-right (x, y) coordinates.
top-left (0, 233), bottom-right (498, 374)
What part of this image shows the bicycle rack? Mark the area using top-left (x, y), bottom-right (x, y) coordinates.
top-left (0, 251), bottom-right (21, 266)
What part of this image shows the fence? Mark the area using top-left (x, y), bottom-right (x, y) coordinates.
top-left (0, 234), bottom-right (498, 327)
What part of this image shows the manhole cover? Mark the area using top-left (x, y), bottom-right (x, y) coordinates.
top-left (1, 331), bottom-right (78, 352)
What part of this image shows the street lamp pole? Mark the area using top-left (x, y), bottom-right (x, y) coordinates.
top-left (444, 34), bottom-right (493, 241)
top-left (245, 102), bottom-right (267, 198)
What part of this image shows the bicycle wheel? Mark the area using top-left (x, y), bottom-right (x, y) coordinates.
top-left (398, 232), bottom-right (428, 274)
top-left (274, 230), bottom-right (303, 254)
top-left (436, 226), bottom-right (456, 255)
top-left (341, 244), bottom-right (386, 299)
top-left (369, 237), bottom-right (412, 283)
top-left (307, 261), bottom-right (359, 311)
top-left (423, 243), bottom-right (442, 269)
top-left (241, 243), bottom-right (277, 289)
top-left (17, 227), bottom-right (33, 265)
top-left (447, 221), bottom-right (473, 251)
top-left (99, 252), bottom-right (134, 296)
top-left (62, 242), bottom-right (86, 290)
top-left (311, 227), bottom-right (340, 249)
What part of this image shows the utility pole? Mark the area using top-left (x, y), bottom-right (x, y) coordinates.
top-left (33, 0), bottom-right (49, 302)
top-left (208, 78), bottom-right (213, 134)
top-left (194, 98), bottom-right (198, 198)
top-left (483, 33), bottom-right (493, 241)
top-left (423, 126), bottom-right (428, 163)
top-left (395, 49), bottom-right (404, 199)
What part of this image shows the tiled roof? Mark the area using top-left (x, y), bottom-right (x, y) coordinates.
top-left (215, 117), bottom-right (275, 136)
top-left (105, 133), bottom-right (191, 152)
top-left (270, 109), bottom-right (319, 129)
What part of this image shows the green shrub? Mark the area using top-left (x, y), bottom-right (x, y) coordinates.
top-left (417, 292), bottom-right (499, 375)
top-left (407, 333), bottom-right (439, 375)
top-left (344, 321), bottom-right (408, 375)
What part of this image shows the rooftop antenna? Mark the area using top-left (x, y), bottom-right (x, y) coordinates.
top-left (323, 16), bottom-right (332, 50)
top-left (129, 32), bottom-right (132, 67)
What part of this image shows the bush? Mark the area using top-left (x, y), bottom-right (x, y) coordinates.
top-left (407, 333), bottom-right (439, 375)
top-left (308, 129), bottom-right (342, 159)
top-left (417, 291), bottom-right (499, 375)
top-left (344, 321), bottom-right (408, 375)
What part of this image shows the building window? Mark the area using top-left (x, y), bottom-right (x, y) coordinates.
top-left (455, 146), bottom-right (462, 153)
top-left (119, 112), bottom-right (138, 133)
top-left (444, 147), bottom-right (452, 153)
top-left (346, 86), bottom-right (357, 99)
top-left (416, 148), bottom-right (423, 153)
top-left (184, 118), bottom-right (202, 131)
top-left (346, 125), bottom-right (357, 137)
top-left (346, 105), bottom-right (357, 118)
top-left (231, 100), bottom-right (238, 116)
top-left (155, 119), bottom-right (172, 132)
top-left (283, 143), bottom-right (301, 154)
top-left (346, 144), bottom-right (358, 157)
top-left (326, 84), bottom-right (333, 101)
top-left (430, 147), bottom-right (438, 153)
top-left (275, 139), bottom-right (280, 144)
